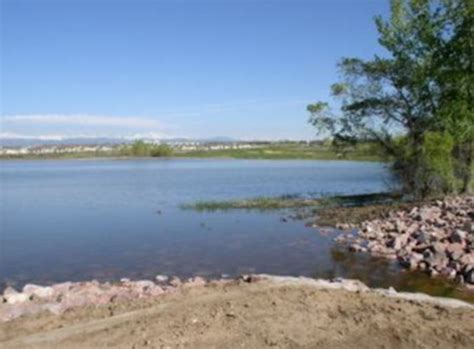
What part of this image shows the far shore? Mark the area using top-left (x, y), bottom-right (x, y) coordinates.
top-left (0, 143), bottom-right (384, 162)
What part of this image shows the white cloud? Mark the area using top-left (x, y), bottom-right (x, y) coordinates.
top-left (0, 132), bottom-right (68, 141)
top-left (2, 114), bottom-right (163, 128)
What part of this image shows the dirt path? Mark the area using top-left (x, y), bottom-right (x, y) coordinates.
top-left (1, 277), bottom-right (473, 349)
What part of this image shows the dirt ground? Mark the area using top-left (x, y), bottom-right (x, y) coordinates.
top-left (1, 278), bottom-right (473, 349)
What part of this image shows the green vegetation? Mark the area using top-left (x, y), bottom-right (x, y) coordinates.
top-left (0, 141), bottom-right (383, 161)
top-left (119, 141), bottom-right (173, 157)
top-left (182, 192), bottom-right (400, 212)
top-left (176, 142), bottom-right (382, 161)
top-left (183, 196), bottom-right (321, 211)
top-left (307, 0), bottom-right (473, 198)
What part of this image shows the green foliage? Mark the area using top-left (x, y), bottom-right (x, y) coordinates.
top-left (307, 0), bottom-right (474, 197)
top-left (183, 192), bottom-right (399, 212)
top-left (394, 132), bottom-right (456, 197)
top-left (176, 143), bottom-right (382, 161)
top-left (150, 144), bottom-right (173, 157)
top-left (120, 141), bottom-right (173, 157)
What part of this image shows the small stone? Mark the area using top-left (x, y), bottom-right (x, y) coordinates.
top-left (408, 253), bottom-right (424, 270)
top-left (450, 230), bottom-right (467, 243)
top-left (184, 276), bottom-right (207, 288)
top-left (460, 253), bottom-right (474, 266)
top-left (387, 236), bottom-right (402, 250)
top-left (132, 280), bottom-right (155, 292)
top-left (462, 221), bottom-right (474, 234)
top-left (429, 268), bottom-right (439, 278)
top-left (414, 231), bottom-right (431, 244)
top-left (169, 277), bottom-right (182, 287)
top-left (464, 268), bottom-right (474, 284)
top-left (349, 244), bottom-right (364, 252)
top-left (446, 243), bottom-right (465, 261)
top-left (439, 267), bottom-right (457, 280)
top-left (155, 275), bottom-right (169, 283)
top-left (425, 252), bottom-right (449, 270)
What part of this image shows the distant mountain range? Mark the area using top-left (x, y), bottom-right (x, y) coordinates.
top-left (0, 136), bottom-right (240, 147)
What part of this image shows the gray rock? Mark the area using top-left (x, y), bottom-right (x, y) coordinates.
top-left (426, 252), bottom-right (449, 270)
top-left (462, 221), bottom-right (474, 234)
top-left (415, 231), bottom-right (431, 244)
top-left (464, 268), bottom-right (474, 284)
top-left (450, 230), bottom-right (467, 243)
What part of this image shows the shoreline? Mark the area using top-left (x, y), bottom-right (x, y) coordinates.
top-left (0, 155), bottom-right (384, 162)
top-left (3, 273), bottom-right (473, 323)
top-left (2, 274), bottom-right (473, 348)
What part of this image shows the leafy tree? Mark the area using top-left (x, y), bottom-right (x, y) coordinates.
top-left (434, 0), bottom-right (474, 193)
top-left (120, 140), bottom-right (173, 157)
top-left (307, 0), bottom-right (473, 197)
top-left (131, 140), bottom-right (150, 156)
top-left (150, 144), bottom-right (173, 157)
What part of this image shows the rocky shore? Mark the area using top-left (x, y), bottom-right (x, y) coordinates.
top-left (336, 195), bottom-right (474, 286)
top-left (0, 275), bottom-right (211, 322)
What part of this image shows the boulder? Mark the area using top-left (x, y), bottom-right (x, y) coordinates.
top-left (3, 288), bottom-right (29, 305)
top-left (23, 284), bottom-right (54, 299)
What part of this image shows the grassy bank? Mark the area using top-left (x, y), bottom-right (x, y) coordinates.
top-left (182, 192), bottom-right (401, 212)
top-left (176, 143), bottom-right (382, 161)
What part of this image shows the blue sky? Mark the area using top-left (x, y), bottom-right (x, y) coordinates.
top-left (1, 0), bottom-right (389, 140)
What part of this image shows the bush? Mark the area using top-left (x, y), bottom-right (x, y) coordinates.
top-left (150, 144), bottom-right (173, 157)
top-left (392, 132), bottom-right (456, 198)
top-left (120, 141), bottom-right (173, 157)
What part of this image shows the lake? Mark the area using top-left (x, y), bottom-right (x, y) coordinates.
top-left (1, 158), bottom-right (463, 297)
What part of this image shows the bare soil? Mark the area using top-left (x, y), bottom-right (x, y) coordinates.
top-left (1, 278), bottom-right (473, 349)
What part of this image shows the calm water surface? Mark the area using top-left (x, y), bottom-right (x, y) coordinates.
top-left (1, 159), bottom-right (467, 299)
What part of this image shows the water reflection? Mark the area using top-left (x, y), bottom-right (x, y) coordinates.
top-left (325, 246), bottom-right (474, 303)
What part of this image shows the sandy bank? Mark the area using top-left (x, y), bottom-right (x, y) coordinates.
top-left (1, 275), bottom-right (473, 348)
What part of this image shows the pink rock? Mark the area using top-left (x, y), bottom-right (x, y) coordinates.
top-left (446, 243), bottom-right (465, 261)
top-left (169, 277), bottom-right (182, 287)
top-left (184, 277), bottom-right (207, 288)
top-left (460, 253), bottom-right (474, 265)
top-left (52, 282), bottom-right (73, 294)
